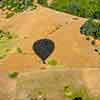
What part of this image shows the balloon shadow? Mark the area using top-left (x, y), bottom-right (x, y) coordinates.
top-left (33, 39), bottom-right (55, 64)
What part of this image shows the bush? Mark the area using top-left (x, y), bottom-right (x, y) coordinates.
top-left (8, 72), bottom-right (19, 79)
top-left (49, 0), bottom-right (100, 19)
top-left (94, 48), bottom-right (99, 52)
top-left (47, 59), bottom-right (58, 66)
top-left (80, 19), bottom-right (100, 39)
top-left (37, 0), bottom-right (48, 6)
top-left (91, 40), bottom-right (96, 45)
top-left (16, 47), bottom-right (23, 53)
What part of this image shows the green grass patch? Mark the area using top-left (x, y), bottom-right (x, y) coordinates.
top-left (47, 59), bottom-right (58, 66)
top-left (0, 30), bottom-right (12, 40)
top-left (0, 29), bottom-right (17, 59)
top-left (64, 85), bottom-right (91, 100)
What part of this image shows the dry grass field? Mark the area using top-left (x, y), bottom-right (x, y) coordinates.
top-left (0, 1), bottom-right (100, 99)
top-left (0, 6), bottom-right (100, 72)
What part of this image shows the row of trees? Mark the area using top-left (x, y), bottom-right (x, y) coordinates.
top-left (49, 0), bottom-right (100, 19)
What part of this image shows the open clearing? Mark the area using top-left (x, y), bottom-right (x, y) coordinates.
top-left (0, 68), bottom-right (100, 100)
top-left (0, 1), bottom-right (100, 100)
top-left (0, 6), bottom-right (100, 72)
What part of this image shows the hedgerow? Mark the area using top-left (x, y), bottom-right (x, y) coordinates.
top-left (49, 0), bottom-right (100, 19)
top-left (37, 0), bottom-right (48, 6)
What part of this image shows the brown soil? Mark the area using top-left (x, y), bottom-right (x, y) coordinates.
top-left (0, 6), bottom-right (100, 72)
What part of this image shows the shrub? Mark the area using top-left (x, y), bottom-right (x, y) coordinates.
top-left (80, 19), bottom-right (100, 40)
top-left (94, 48), bottom-right (99, 52)
top-left (91, 40), bottom-right (96, 45)
top-left (47, 59), bottom-right (58, 66)
top-left (37, 0), bottom-right (48, 6)
top-left (49, 0), bottom-right (100, 19)
top-left (8, 72), bottom-right (19, 79)
top-left (16, 47), bottom-right (23, 53)
top-left (86, 37), bottom-right (90, 40)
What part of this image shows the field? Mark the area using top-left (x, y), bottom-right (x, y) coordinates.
top-left (0, 0), bottom-right (100, 100)
top-left (0, 4), bottom-right (100, 72)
